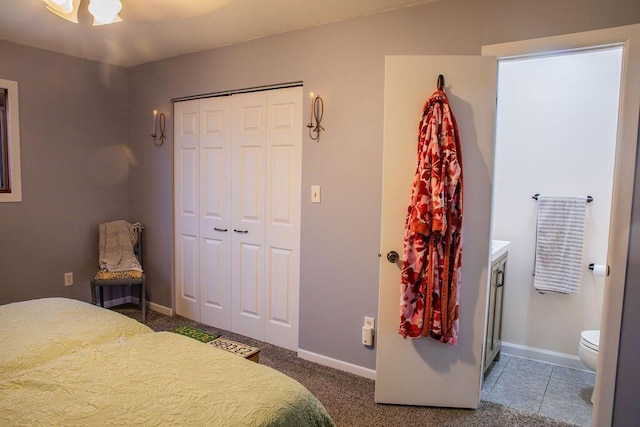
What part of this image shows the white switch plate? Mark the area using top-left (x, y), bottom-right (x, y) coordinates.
top-left (64, 272), bottom-right (73, 286)
top-left (364, 316), bottom-right (374, 329)
top-left (311, 185), bottom-right (321, 203)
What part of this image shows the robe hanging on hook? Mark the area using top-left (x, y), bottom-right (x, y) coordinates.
top-left (437, 74), bottom-right (445, 90)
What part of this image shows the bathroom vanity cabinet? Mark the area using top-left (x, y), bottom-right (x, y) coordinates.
top-left (484, 251), bottom-right (508, 373)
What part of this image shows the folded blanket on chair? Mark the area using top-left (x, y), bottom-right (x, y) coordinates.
top-left (99, 220), bottom-right (142, 273)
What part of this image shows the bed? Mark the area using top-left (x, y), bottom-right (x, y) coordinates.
top-left (0, 298), bottom-right (335, 426)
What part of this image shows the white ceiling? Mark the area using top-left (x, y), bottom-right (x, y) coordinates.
top-left (0, 0), bottom-right (435, 67)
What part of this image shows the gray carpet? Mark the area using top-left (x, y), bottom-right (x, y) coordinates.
top-left (114, 305), bottom-right (574, 427)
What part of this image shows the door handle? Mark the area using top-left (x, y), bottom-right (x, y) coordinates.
top-left (233, 229), bottom-right (249, 234)
top-left (386, 251), bottom-right (400, 263)
top-left (214, 228), bottom-right (228, 232)
top-left (496, 269), bottom-right (504, 287)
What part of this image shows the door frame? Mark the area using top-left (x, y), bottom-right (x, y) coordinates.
top-left (482, 23), bottom-right (640, 426)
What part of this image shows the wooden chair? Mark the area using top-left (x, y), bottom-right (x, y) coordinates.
top-left (90, 225), bottom-right (146, 323)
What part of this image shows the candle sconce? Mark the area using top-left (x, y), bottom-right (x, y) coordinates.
top-left (151, 110), bottom-right (166, 146)
top-left (306, 93), bottom-right (324, 141)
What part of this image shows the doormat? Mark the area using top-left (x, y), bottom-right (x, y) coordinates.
top-left (209, 337), bottom-right (260, 363)
top-left (171, 325), bottom-right (219, 343)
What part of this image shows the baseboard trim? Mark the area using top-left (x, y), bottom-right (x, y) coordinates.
top-left (297, 349), bottom-right (377, 380)
top-left (101, 297), bottom-right (173, 316)
top-left (501, 341), bottom-right (587, 370)
top-left (148, 301), bottom-right (173, 316)
top-left (101, 297), bottom-right (130, 308)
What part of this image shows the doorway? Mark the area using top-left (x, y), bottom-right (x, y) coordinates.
top-left (486, 45), bottom-right (623, 425)
top-left (483, 24), bottom-right (640, 426)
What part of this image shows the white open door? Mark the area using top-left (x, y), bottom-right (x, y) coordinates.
top-left (376, 55), bottom-right (497, 408)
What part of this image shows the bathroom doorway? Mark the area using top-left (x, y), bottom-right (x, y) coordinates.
top-left (486, 45), bottom-right (623, 425)
top-left (492, 46), bottom-right (622, 362)
top-left (483, 24), bottom-right (640, 426)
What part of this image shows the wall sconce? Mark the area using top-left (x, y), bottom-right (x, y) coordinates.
top-left (151, 110), bottom-right (166, 146)
top-left (306, 92), bottom-right (324, 141)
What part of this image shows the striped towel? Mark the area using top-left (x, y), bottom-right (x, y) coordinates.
top-left (533, 196), bottom-right (587, 294)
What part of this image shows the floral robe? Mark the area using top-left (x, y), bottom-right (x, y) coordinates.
top-left (398, 89), bottom-right (463, 345)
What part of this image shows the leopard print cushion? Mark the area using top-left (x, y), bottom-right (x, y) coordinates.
top-left (94, 270), bottom-right (143, 280)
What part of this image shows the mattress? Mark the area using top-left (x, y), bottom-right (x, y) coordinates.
top-left (0, 297), bottom-right (152, 378)
top-left (0, 298), bottom-right (334, 426)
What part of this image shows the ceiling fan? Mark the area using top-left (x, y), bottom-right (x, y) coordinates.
top-left (43, 0), bottom-right (122, 26)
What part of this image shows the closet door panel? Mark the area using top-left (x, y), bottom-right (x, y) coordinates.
top-left (238, 242), bottom-right (262, 317)
top-left (178, 235), bottom-right (199, 301)
top-left (200, 97), bottom-right (232, 329)
top-left (174, 100), bottom-right (201, 320)
top-left (264, 87), bottom-right (302, 350)
top-left (239, 147), bottom-right (263, 222)
top-left (268, 247), bottom-right (293, 324)
top-left (231, 92), bottom-right (267, 341)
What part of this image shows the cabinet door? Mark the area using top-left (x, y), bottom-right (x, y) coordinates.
top-left (484, 261), bottom-right (499, 370)
top-left (200, 97), bottom-right (233, 329)
top-left (484, 254), bottom-right (507, 371)
top-left (174, 100), bottom-right (201, 320)
top-left (492, 256), bottom-right (506, 355)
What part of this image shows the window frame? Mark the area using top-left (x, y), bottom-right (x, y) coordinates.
top-left (0, 78), bottom-right (22, 203)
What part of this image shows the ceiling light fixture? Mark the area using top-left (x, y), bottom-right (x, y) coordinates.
top-left (43, 0), bottom-right (122, 26)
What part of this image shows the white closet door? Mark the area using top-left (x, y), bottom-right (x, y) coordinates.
top-left (231, 91), bottom-right (267, 341)
top-left (264, 87), bottom-right (302, 350)
top-left (174, 100), bottom-right (201, 320)
top-left (199, 96), bottom-right (233, 329)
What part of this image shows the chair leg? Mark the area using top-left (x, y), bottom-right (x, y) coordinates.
top-left (141, 276), bottom-right (146, 324)
top-left (90, 279), bottom-right (96, 305)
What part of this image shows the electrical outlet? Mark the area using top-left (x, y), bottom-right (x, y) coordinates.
top-left (364, 316), bottom-right (374, 329)
top-left (64, 272), bottom-right (73, 287)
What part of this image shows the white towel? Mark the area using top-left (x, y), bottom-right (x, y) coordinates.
top-left (533, 196), bottom-right (587, 294)
top-left (98, 220), bottom-right (143, 273)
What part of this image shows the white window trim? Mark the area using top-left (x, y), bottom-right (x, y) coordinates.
top-left (0, 78), bottom-right (22, 202)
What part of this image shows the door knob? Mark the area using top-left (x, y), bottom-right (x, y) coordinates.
top-left (386, 251), bottom-right (400, 263)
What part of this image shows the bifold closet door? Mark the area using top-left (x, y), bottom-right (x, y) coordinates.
top-left (263, 87), bottom-right (302, 350)
top-left (174, 100), bottom-right (201, 321)
top-left (175, 87), bottom-right (302, 351)
top-left (230, 91), bottom-right (267, 340)
top-left (175, 97), bottom-right (233, 329)
top-left (230, 87), bottom-right (302, 350)
top-left (199, 97), bottom-right (233, 330)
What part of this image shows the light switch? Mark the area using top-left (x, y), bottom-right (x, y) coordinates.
top-left (311, 186), bottom-right (321, 203)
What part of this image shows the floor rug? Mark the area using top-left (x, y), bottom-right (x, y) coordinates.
top-left (171, 325), bottom-right (219, 343)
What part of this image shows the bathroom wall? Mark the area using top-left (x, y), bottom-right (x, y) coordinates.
top-left (492, 47), bottom-right (623, 357)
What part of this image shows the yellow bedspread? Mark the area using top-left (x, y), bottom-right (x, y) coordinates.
top-left (0, 297), bottom-right (152, 378)
top-left (0, 299), bottom-right (334, 426)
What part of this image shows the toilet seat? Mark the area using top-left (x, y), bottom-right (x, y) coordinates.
top-left (580, 330), bottom-right (600, 352)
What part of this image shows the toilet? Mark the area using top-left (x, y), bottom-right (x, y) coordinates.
top-left (579, 330), bottom-right (600, 371)
top-left (579, 330), bottom-right (600, 403)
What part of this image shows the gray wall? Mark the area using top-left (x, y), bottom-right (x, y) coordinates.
top-left (1, 0), bottom-right (639, 411)
top-left (126, 0), bottom-right (640, 372)
top-left (0, 41), bottom-right (129, 303)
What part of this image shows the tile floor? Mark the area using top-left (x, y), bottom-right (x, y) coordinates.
top-left (482, 354), bottom-right (595, 426)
